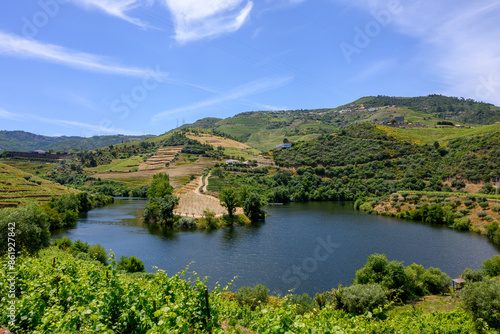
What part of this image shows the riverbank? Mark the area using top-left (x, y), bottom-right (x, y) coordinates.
top-left (356, 192), bottom-right (500, 245)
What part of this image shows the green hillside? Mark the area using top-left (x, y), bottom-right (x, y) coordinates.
top-left (0, 131), bottom-right (155, 153)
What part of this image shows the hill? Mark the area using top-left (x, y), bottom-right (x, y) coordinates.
top-left (0, 130), bottom-right (155, 152)
top-left (0, 161), bottom-right (77, 208)
top-left (178, 95), bottom-right (500, 151)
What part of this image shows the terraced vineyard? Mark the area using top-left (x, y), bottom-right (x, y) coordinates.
top-left (0, 162), bottom-right (77, 208)
top-left (174, 175), bottom-right (242, 218)
top-left (139, 146), bottom-right (183, 171)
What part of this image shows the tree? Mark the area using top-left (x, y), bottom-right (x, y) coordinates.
top-left (462, 278), bottom-right (500, 330)
top-left (219, 188), bottom-right (239, 219)
top-left (117, 255), bottom-right (145, 273)
top-left (0, 205), bottom-right (51, 255)
top-left (243, 192), bottom-right (266, 222)
top-left (147, 173), bottom-right (174, 199)
top-left (482, 255), bottom-right (500, 277)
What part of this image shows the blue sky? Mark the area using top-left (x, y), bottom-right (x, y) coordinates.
top-left (0, 0), bottom-right (499, 137)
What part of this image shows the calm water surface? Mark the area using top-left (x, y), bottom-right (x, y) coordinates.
top-left (53, 198), bottom-right (500, 296)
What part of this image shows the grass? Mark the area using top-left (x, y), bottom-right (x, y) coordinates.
top-left (86, 156), bottom-right (144, 173)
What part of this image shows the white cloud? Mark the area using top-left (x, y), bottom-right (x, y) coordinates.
top-left (152, 75), bottom-right (293, 121)
top-left (0, 108), bottom-right (140, 135)
top-left (351, 59), bottom-right (396, 81)
top-left (0, 31), bottom-right (168, 79)
top-left (71, 0), bottom-right (150, 28)
top-left (162, 0), bottom-right (254, 43)
top-left (333, 0), bottom-right (500, 104)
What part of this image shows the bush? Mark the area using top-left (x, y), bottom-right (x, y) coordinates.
top-left (462, 278), bottom-right (500, 330)
top-left (482, 255), bottom-right (500, 277)
top-left (453, 218), bottom-right (471, 231)
top-left (479, 201), bottom-right (489, 209)
top-left (0, 205), bottom-right (51, 255)
top-left (88, 244), bottom-right (108, 265)
top-left (117, 255), bottom-right (145, 273)
top-left (464, 200), bottom-right (474, 207)
top-left (71, 239), bottom-right (89, 253)
top-left (461, 268), bottom-right (485, 282)
top-left (459, 209), bottom-right (470, 216)
top-left (487, 222), bottom-right (499, 238)
top-left (52, 236), bottom-right (73, 249)
top-left (492, 206), bottom-right (500, 213)
top-left (236, 284), bottom-right (269, 310)
top-left (477, 211), bottom-right (487, 218)
top-left (175, 217), bottom-right (197, 229)
top-left (339, 284), bottom-right (388, 315)
top-left (421, 267), bottom-right (451, 295)
top-left (284, 293), bottom-right (315, 315)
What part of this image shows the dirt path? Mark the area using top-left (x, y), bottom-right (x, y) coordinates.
top-left (174, 173), bottom-right (243, 218)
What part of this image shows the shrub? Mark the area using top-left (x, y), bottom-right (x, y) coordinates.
top-left (242, 192), bottom-right (266, 222)
top-left (459, 209), bottom-right (470, 216)
top-left (284, 293), bottom-right (315, 315)
top-left (479, 201), bottom-right (489, 209)
top-left (492, 206), bottom-right (500, 213)
top-left (453, 218), bottom-right (471, 231)
top-left (477, 212), bottom-right (487, 218)
top-left (0, 205), bottom-right (51, 255)
top-left (464, 200), bottom-right (474, 207)
top-left (453, 198), bottom-right (462, 207)
top-left (462, 278), bottom-right (500, 330)
top-left (88, 244), bottom-right (108, 265)
top-left (484, 215), bottom-right (494, 222)
top-left (236, 284), bottom-right (269, 310)
top-left (117, 255), bottom-right (145, 273)
top-left (175, 217), bottom-right (197, 229)
top-left (71, 239), bottom-right (89, 253)
top-left (339, 284), bottom-right (388, 315)
top-left (421, 267), bottom-right (451, 295)
top-left (482, 255), bottom-right (500, 277)
top-left (487, 222), bottom-right (499, 238)
top-left (461, 268), bottom-right (485, 282)
top-left (53, 236), bottom-right (73, 249)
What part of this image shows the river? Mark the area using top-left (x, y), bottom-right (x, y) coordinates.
top-left (52, 198), bottom-right (500, 296)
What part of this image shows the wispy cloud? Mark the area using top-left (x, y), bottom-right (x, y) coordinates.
top-left (333, 0), bottom-right (500, 104)
top-left (71, 0), bottom-right (151, 28)
top-left (152, 75), bottom-right (293, 121)
top-left (351, 59), bottom-right (396, 82)
top-left (0, 30), bottom-right (168, 78)
top-left (162, 0), bottom-right (254, 43)
top-left (0, 108), bottom-right (140, 135)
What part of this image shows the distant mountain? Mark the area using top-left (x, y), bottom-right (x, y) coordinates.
top-left (0, 131), bottom-right (155, 152)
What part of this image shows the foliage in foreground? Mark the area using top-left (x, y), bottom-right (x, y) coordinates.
top-left (2, 248), bottom-right (499, 333)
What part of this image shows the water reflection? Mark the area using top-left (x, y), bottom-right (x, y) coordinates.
top-left (53, 198), bottom-right (500, 296)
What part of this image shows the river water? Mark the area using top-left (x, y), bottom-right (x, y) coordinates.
top-left (53, 198), bottom-right (500, 296)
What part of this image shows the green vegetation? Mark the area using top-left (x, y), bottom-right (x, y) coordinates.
top-left (143, 173), bottom-right (179, 226)
top-left (3, 247), bottom-right (500, 333)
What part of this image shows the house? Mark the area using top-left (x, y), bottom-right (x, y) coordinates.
top-left (225, 159), bottom-right (240, 165)
top-left (394, 116), bottom-right (405, 123)
top-left (32, 150), bottom-right (46, 154)
top-left (381, 117), bottom-right (389, 123)
top-left (368, 108), bottom-right (377, 112)
top-left (275, 144), bottom-right (292, 149)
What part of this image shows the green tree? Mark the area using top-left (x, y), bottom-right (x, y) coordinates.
top-left (219, 188), bottom-right (239, 219)
top-left (243, 192), bottom-right (266, 222)
top-left (462, 278), bottom-right (500, 330)
top-left (482, 255), bottom-right (500, 277)
top-left (0, 205), bottom-right (51, 255)
top-left (147, 173), bottom-right (174, 199)
top-left (117, 255), bottom-right (145, 273)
